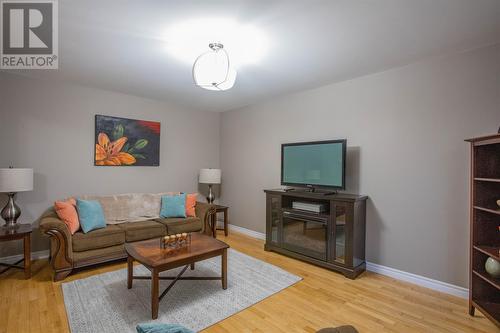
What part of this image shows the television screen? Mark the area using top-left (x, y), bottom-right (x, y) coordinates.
top-left (281, 140), bottom-right (346, 189)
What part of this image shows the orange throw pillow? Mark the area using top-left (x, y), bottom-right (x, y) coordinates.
top-left (185, 193), bottom-right (197, 217)
top-left (54, 198), bottom-right (80, 234)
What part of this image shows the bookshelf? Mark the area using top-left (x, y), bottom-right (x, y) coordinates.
top-left (465, 133), bottom-right (500, 328)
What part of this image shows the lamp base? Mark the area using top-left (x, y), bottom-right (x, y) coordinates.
top-left (1, 192), bottom-right (21, 229)
top-left (2, 222), bottom-right (20, 230)
top-left (206, 184), bottom-right (215, 204)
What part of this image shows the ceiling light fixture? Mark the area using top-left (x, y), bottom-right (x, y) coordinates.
top-left (192, 42), bottom-right (237, 91)
top-left (164, 18), bottom-right (268, 68)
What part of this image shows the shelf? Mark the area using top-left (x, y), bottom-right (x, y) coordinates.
top-left (473, 269), bottom-right (500, 290)
top-left (474, 245), bottom-right (500, 261)
top-left (472, 300), bottom-right (500, 327)
top-left (474, 206), bottom-right (500, 216)
top-left (282, 208), bottom-right (331, 219)
top-left (475, 177), bottom-right (500, 183)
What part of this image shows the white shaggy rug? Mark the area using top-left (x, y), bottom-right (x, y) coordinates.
top-left (62, 249), bottom-right (301, 333)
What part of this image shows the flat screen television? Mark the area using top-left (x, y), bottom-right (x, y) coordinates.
top-left (281, 139), bottom-right (346, 190)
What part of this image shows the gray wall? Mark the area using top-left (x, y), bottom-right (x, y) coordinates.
top-left (220, 44), bottom-right (500, 287)
top-left (0, 73), bottom-right (220, 257)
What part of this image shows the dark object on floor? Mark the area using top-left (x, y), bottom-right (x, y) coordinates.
top-left (136, 323), bottom-right (194, 333)
top-left (317, 325), bottom-right (359, 333)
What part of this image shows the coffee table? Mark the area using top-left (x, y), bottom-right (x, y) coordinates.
top-left (125, 233), bottom-right (229, 319)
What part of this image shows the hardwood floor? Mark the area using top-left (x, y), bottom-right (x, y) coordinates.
top-left (0, 231), bottom-right (498, 333)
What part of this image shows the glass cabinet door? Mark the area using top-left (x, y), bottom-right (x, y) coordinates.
top-left (267, 195), bottom-right (281, 245)
top-left (333, 204), bottom-right (347, 264)
top-left (282, 213), bottom-right (327, 261)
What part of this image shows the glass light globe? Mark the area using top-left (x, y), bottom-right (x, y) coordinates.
top-left (193, 43), bottom-right (237, 91)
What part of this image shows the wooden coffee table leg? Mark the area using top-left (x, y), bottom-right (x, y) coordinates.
top-left (151, 268), bottom-right (159, 319)
top-left (222, 248), bottom-right (227, 290)
top-left (212, 214), bottom-right (217, 238)
top-left (190, 262), bottom-right (195, 270)
top-left (24, 233), bottom-right (31, 279)
top-left (127, 255), bottom-right (133, 289)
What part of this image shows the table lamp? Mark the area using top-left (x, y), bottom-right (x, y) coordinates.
top-left (0, 167), bottom-right (33, 228)
top-left (199, 168), bottom-right (221, 204)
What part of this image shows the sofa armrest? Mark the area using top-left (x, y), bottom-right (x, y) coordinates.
top-left (195, 202), bottom-right (216, 236)
top-left (39, 212), bottom-right (73, 280)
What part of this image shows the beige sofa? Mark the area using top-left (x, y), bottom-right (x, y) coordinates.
top-left (40, 193), bottom-right (216, 281)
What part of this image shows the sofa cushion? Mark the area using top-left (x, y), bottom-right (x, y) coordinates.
top-left (54, 198), bottom-right (80, 235)
top-left (185, 193), bottom-right (197, 217)
top-left (155, 217), bottom-right (202, 235)
top-left (72, 225), bottom-right (125, 252)
top-left (117, 221), bottom-right (166, 242)
top-left (160, 194), bottom-right (187, 218)
top-left (76, 199), bottom-right (106, 233)
top-left (73, 244), bottom-right (125, 265)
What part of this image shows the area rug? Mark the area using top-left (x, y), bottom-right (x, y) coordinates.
top-left (62, 249), bottom-right (301, 333)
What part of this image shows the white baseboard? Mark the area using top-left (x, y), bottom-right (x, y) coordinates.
top-left (228, 224), bottom-right (266, 240)
top-left (365, 262), bottom-right (468, 299)
top-left (0, 249), bottom-right (49, 263)
top-left (228, 223), bottom-right (468, 299)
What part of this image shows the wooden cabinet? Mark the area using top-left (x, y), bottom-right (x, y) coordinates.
top-left (466, 134), bottom-right (500, 328)
top-left (264, 189), bottom-right (367, 279)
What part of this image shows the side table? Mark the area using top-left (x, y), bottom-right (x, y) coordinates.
top-left (0, 224), bottom-right (32, 279)
top-left (211, 205), bottom-right (228, 237)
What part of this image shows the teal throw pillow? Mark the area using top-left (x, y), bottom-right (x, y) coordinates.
top-left (136, 323), bottom-right (194, 333)
top-left (160, 194), bottom-right (187, 218)
top-left (76, 199), bottom-right (106, 233)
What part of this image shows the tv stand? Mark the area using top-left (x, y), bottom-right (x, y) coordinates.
top-left (264, 189), bottom-right (368, 279)
top-left (321, 190), bottom-right (338, 195)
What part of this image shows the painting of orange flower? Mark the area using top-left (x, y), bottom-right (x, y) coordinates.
top-left (95, 115), bottom-right (160, 166)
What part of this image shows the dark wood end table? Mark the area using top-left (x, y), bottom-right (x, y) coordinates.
top-left (125, 233), bottom-right (229, 319)
top-left (212, 204), bottom-right (228, 237)
top-left (0, 223), bottom-right (32, 279)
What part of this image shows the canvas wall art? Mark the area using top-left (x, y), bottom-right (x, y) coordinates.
top-left (94, 115), bottom-right (160, 166)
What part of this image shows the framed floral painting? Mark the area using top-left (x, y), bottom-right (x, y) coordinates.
top-left (94, 115), bottom-right (160, 166)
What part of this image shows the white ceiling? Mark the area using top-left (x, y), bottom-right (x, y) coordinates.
top-left (4, 0), bottom-right (500, 112)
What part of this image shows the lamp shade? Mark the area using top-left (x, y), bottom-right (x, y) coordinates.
top-left (0, 168), bottom-right (33, 192)
top-left (199, 168), bottom-right (221, 184)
